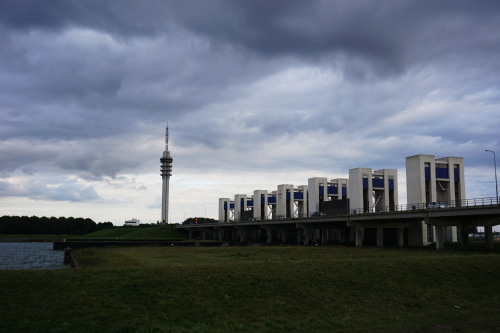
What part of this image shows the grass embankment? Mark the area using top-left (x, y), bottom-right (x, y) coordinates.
top-left (79, 225), bottom-right (183, 240)
top-left (0, 234), bottom-right (71, 241)
top-left (1, 246), bottom-right (499, 332)
top-left (0, 225), bottom-right (183, 241)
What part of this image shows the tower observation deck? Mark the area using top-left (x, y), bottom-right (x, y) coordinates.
top-left (160, 124), bottom-right (173, 223)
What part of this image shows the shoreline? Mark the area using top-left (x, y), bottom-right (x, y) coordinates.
top-left (0, 238), bottom-right (61, 242)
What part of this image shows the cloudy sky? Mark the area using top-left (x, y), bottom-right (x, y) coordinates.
top-left (1, 0), bottom-right (499, 225)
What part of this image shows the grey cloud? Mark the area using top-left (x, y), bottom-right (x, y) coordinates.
top-left (0, 27), bottom-right (277, 145)
top-left (2, 0), bottom-right (499, 80)
top-left (0, 134), bottom-right (158, 179)
top-left (0, 0), bottom-right (499, 214)
top-left (178, 0), bottom-right (500, 78)
top-left (43, 180), bottom-right (101, 202)
top-left (0, 139), bottom-right (57, 174)
top-left (0, 0), bottom-right (164, 36)
top-left (0, 177), bottom-right (100, 202)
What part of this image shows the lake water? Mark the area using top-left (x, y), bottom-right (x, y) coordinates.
top-left (0, 242), bottom-right (66, 270)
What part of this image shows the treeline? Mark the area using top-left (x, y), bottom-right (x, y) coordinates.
top-left (0, 215), bottom-right (113, 235)
top-left (182, 217), bottom-right (218, 225)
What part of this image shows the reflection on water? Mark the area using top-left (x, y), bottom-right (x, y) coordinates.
top-left (0, 242), bottom-right (65, 270)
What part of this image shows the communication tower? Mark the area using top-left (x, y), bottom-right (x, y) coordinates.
top-left (160, 124), bottom-right (173, 223)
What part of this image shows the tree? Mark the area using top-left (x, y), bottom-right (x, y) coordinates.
top-left (0, 215), bottom-right (99, 235)
top-left (182, 217), bottom-right (217, 225)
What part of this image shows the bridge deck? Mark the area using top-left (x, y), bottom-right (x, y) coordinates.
top-left (177, 199), bottom-right (500, 250)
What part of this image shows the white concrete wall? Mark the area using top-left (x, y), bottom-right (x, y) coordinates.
top-left (277, 184), bottom-right (294, 218)
top-left (406, 154), bottom-right (464, 245)
top-left (406, 154), bottom-right (465, 205)
top-left (406, 154), bottom-right (437, 204)
top-left (298, 185), bottom-right (308, 218)
top-left (442, 156), bottom-right (465, 204)
top-left (349, 168), bottom-right (372, 213)
top-left (234, 194), bottom-right (247, 222)
top-left (218, 198), bottom-right (230, 222)
top-left (308, 177), bottom-right (327, 216)
top-left (373, 169), bottom-right (398, 209)
top-left (253, 190), bottom-right (268, 220)
top-left (406, 155), bottom-right (435, 245)
top-left (349, 168), bottom-right (396, 213)
top-left (269, 191), bottom-right (277, 219)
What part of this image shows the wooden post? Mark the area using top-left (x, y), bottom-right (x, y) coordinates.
top-left (63, 248), bottom-right (75, 267)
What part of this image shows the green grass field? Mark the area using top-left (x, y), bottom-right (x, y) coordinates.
top-left (0, 225), bottom-right (184, 241)
top-left (79, 225), bottom-right (183, 240)
top-left (1, 245), bottom-right (499, 332)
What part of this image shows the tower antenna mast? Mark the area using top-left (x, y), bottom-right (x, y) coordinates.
top-left (160, 122), bottom-right (173, 223)
top-left (165, 122), bottom-right (169, 151)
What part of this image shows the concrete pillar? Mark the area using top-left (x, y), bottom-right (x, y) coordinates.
top-left (240, 229), bottom-right (246, 243)
top-left (218, 230), bottom-right (224, 242)
top-left (282, 229), bottom-right (287, 243)
top-left (267, 229), bottom-right (273, 245)
top-left (460, 223), bottom-right (469, 249)
top-left (340, 228), bottom-right (346, 245)
top-left (436, 225), bottom-right (445, 250)
top-left (397, 227), bottom-right (404, 247)
top-left (350, 227), bottom-right (356, 244)
top-left (321, 228), bottom-right (328, 245)
top-left (312, 229), bottom-right (320, 244)
top-left (304, 228), bottom-right (311, 246)
top-left (451, 226), bottom-right (458, 242)
top-left (377, 227), bottom-right (384, 247)
top-left (188, 230), bottom-right (193, 239)
top-left (485, 225), bottom-right (494, 250)
top-left (355, 226), bottom-right (363, 247)
top-left (201, 230), bottom-right (206, 240)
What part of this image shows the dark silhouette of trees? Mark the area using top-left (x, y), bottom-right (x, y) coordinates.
top-left (182, 217), bottom-right (217, 225)
top-left (0, 215), bottom-right (113, 235)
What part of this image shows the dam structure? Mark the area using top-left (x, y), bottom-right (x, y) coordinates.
top-left (160, 124), bottom-right (173, 224)
top-left (177, 154), bottom-right (499, 250)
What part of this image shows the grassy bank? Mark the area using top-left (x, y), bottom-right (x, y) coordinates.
top-left (78, 225), bottom-right (183, 240)
top-left (0, 234), bottom-right (71, 241)
top-left (1, 246), bottom-right (499, 332)
top-left (0, 225), bottom-right (183, 242)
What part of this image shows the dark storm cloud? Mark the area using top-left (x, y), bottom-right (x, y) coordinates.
top-left (0, 0), bottom-right (163, 35)
top-left (0, 0), bottom-right (499, 187)
top-left (2, 0), bottom-right (499, 76)
top-left (173, 0), bottom-right (500, 78)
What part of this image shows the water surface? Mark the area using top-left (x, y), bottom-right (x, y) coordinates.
top-left (0, 242), bottom-right (65, 270)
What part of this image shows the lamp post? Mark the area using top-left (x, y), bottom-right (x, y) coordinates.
top-left (485, 149), bottom-right (498, 204)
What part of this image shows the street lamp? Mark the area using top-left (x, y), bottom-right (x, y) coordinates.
top-left (485, 149), bottom-right (498, 204)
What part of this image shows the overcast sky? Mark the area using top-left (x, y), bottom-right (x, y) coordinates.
top-left (1, 0), bottom-right (499, 226)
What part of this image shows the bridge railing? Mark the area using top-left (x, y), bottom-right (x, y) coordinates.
top-left (454, 197), bottom-right (499, 207)
top-left (348, 196), bottom-right (499, 215)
